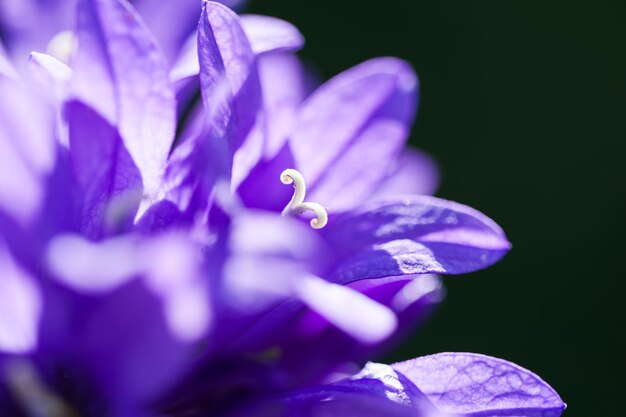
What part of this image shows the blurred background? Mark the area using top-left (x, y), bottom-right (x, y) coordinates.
top-left (248, 1), bottom-right (625, 416)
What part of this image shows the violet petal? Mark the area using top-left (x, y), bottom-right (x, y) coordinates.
top-left (0, 75), bottom-right (55, 227)
top-left (198, 1), bottom-right (261, 152)
top-left (133, 0), bottom-right (203, 65)
top-left (393, 352), bottom-right (566, 417)
top-left (235, 362), bottom-right (436, 417)
top-left (370, 148), bottom-right (440, 198)
top-left (290, 57), bottom-right (418, 211)
top-left (65, 101), bottom-right (142, 239)
top-left (240, 14), bottom-right (305, 55)
top-left (27, 52), bottom-right (72, 105)
top-left (71, 0), bottom-right (176, 201)
top-left (326, 195), bottom-right (511, 283)
top-left (0, 240), bottom-right (41, 354)
top-left (293, 274), bottom-right (398, 345)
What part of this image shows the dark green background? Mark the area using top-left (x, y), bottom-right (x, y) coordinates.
top-left (249, 1), bottom-right (625, 416)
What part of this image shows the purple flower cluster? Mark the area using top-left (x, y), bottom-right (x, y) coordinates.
top-left (0, 1), bottom-right (565, 416)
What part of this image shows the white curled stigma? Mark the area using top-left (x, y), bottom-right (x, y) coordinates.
top-left (280, 169), bottom-right (328, 229)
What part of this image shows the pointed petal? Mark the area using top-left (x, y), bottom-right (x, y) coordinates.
top-left (240, 15), bottom-right (304, 55)
top-left (290, 58), bottom-right (418, 210)
top-left (65, 101), bottom-right (142, 238)
top-left (71, 0), bottom-right (176, 199)
top-left (197, 1), bottom-right (261, 152)
top-left (393, 352), bottom-right (566, 417)
top-left (326, 196), bottom-right (511, 283)
top-left (28, 52), bottom-right (72, 104)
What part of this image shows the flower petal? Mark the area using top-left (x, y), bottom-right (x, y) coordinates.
top-left (232, 53), bottom-right (308, 208)
top-left (258, 53), bottom-right (308, 158)
top-left (46, 233), bottom-right (140, 293)
top-left (233, 362), bottom-right (436, 417)
top-left (0, 0), bottom-right (76, 63)
top-left (0, 240), bottom-right (41, 354)
top-left (42, 233), bottom-right (210, 410)
top-left (71, 0), bottom-right (176, 201)
top-left (133, 0), bottom-right (203, 64)
top-left (240, 15), bottom-right (304, 55)
top-left (293, 275), bottom-right (398, 345)
top-left (46, 232), bottom-right (210, 342)
top-left (198, 1), bottom-right (261, 152)
top-left (370, 148), bottom-right (440, 198)
top-left (275, 275), bottom-right (444, 385)
top-left (393, 352), bottom-right (566, 417)
top-left (290, 58), bottom-right (418, 211)
top-left (38, 278), bottom-right (201, 411)
top-left (0, 44), bottom-right (17, 78)
top-left (326, 196), bottom-right (511, 283)
top-left (28, 52), bottom-right (72, 104)
top-left (0, 75), bottom-right (55, 227)
top-left (65, 100), bottom-right (142, 239)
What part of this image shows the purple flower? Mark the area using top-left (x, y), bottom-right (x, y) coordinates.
top-left (0, 1), bottom-right (564, 416)
top-left (160, 1), bottom-right (511, 378)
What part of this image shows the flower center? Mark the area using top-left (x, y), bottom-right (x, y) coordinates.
top-left (280, 169), bottom-right (328, 229)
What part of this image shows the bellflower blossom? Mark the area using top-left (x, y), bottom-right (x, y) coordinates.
top-left (0, 0), bottom-right (565, 416)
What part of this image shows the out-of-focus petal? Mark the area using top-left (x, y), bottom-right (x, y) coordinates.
top-left (213, 211), bottom-right (329, 351)
top-left (71, 0), bottom-right (176, 202)
top-left (290, 58), bottom-right (418, 211)
top-left (259, 53), bottom-right (307, 158)
top-left (0, 0), bottom-right (76, 64)
top-left (371, 148), bottom-right (440, 198)
top-left (0, 240), bottom-right (41, 354)
top-left (170, 33), bottom-right (201, 83)
top-left (46, 232), bottom-right (210, 342)
top-left (133, 0), bottom-right (203, 65)
top-left (27, 52), bottom-right (72, 105)
top-left (325, 196), bottom-right (511, 283)
top-left (293, 274), bottom-right (397, 345)
top-left (37, 280), bottom-right (198, 413)
top-left (0, 75), bottom-right (55, 227)
top-left (0, 44), bottom-right (17, 78)
top-left (46, 234), bottom-right (140, 293)
top-left (65, 101), bottom-right (142, 239)
top-left (220, 211), bottom-right (325, 311)
top-left (240, 15), bottom-right (304, 55)
top-left (275, 275), bottom-right (443, 385)
top-left (349, 274), bottom-right (443, 349)
top-left (393, 352), bottom-right (566, 417)
top-left (135, 0), bottom-right (248, 66)
top-left (40, 230), bottom-right (210, 410)
top-left (234, 54), bottom-right (311, 210)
